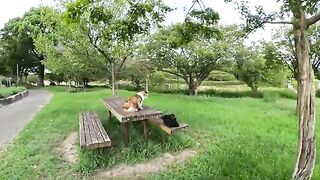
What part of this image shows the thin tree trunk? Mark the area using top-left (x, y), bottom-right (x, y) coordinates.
top-left (292, 18), bottom-right (316, 180)
top-left (111, 62), bottom-right (116, 96)
top-left (38, 63), bottom-right (45, 87)
top-left (146, 74), bottom-right (149, 92)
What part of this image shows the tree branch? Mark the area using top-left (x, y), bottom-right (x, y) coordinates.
top-left (88, 33), bottom-right (112, 64)
top-left (159, 69), bottom-right (186, 80)
top-left (307, 11), bottom-right (320, 26)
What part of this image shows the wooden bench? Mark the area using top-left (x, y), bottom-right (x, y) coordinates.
top-left (148, 118), bottom-right (189, 135)
top-left (69, 85), bottom-right (85, 93)
top-left (79, 112), bottom-right (111, 149)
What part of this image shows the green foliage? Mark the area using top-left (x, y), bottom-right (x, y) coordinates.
top-left (63, 0), bottom-right (171, 85)
top-left (35, 19), bottom-right (106, 84)
top-left (149, 23), bottom-right (239, 95)
top-left (0, 86), bottom-right (26, 98)
top-left (261, 43), bottom-right (291, 87)
top-left (0, 17), bottom-right (38, 77)
top-left (207, 71), bottom-right (236, 81)
top-left (233, 43), bottom-right (290, 92)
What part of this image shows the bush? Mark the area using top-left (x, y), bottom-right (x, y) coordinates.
top-left (316, 89), bottom-right (320, 98)
top-left (198, 89), bottom-right (263, 98)
top-left (0, 86), bottom-right (26, 98)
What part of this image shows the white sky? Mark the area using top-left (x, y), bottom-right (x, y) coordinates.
top-left (0, 0), bottom-right (284, 43)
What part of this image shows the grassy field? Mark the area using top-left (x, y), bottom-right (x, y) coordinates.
top-left (0, 87), bottom-right (319, 179)
top-left (0, 86), bottom-right (26, 98)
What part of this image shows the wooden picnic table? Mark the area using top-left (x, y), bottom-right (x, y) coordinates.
top-left (102, 97), bottom-right (162, 145)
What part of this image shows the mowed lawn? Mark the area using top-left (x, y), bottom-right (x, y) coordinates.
top-left (0, 87), bottom-right (319, 179)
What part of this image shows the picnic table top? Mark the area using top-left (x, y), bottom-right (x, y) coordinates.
top-left (102, 96), bottom-right (162, 123)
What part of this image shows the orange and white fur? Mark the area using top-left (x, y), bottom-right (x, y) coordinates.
top-left (122, 91), bottom-right (148, 112)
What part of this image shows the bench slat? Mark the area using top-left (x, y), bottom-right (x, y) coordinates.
top-left (90, 114), bottom-right (105, 143)
top-left (79, 114), bottom-right (86, 148)
top-left (86, 113), bottom-right (100, 146)
top-left (83, 113), bottom-right (93, 147)
top-left (93, 114), bottom-right (111, 144)
top-left (79, 112), bottom-right (111, 149)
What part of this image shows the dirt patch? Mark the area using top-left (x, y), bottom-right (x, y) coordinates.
top-left (92, 149), bottom-right (196, 179)
top-left (57, 131), bottom-right (78, 164)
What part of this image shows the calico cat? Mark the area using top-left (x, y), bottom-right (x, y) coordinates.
top-left (122, 90), bottom-right (148, 112)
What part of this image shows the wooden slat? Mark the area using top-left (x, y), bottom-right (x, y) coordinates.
top-left (92, 113), bottom-right (111, 147)
top-left (148, 118), bottom-right (189, 135)
top-left (83, 113), bottom-right (93, 146)
top-left (89, 113), bottom-right (105, 144)
top-left (79, 114), bottom-right (86, 148)
top-left (79, 112), bottom-right (111, 149)
top-left (94, 115), bottom-right (111, 143)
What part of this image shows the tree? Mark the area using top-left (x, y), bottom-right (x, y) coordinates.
top-left (148, 7), bottom-right (231, 95)
top-left (261, 43), bottom-right (291, 87)
top-left (123, 59), bottom-right (152, 91)
top-left (0, 18), bottom-right (38, 81)
top-left (226, 0), bottom-right (320, 178)
top-left (273, 25), bottom-right (320, 80)
top-left (35, 17), bottom-right (106, 88)
top-left (63, 0), bottom-right (170, 95)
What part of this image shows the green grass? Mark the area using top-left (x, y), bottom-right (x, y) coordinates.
top-left (0, 86), bottom-right (319, 179)
top-left (0, 86), bottom-right (26, 98)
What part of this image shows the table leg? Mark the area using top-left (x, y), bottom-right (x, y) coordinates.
top-left (123, 122), bottom-right (130, 145)
top-left (108, 110), bottom-right (112, 120)
top-left (143, 120), bottom-right (149, 140)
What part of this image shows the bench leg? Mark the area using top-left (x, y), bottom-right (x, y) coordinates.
top-left (143, 120), bottom-right (149, 140)
top-left (108, 110), bottom-right (112, 120)
top-left (123, 122), bottom-right (130, 145)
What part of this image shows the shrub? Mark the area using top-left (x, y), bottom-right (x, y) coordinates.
top-left (198, 89), bottom-right (263, 98)
top-left (316, 89), bottom-right (320, 98)
top-left (0, 86), bottom-right (26, 98)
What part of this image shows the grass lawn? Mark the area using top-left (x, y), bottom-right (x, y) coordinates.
top-left (0, 86), bottom-right (26, 98)
top-left (0, 86), bottom-right (319, 179)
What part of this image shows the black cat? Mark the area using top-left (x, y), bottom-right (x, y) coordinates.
top-left (161, 114), bottom-right (180, 127)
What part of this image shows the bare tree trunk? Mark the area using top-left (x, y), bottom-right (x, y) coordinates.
top-left (146, 74), bottom-right (149, 92)
top-left (292, 18), bottom-right (316, 180)
top-left (111, 62), bottom-right (116, 96)
top-left (38, 63), bottom-right (45, 87)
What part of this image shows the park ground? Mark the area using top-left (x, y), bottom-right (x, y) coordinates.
top-left (0, 86), bottom-right (319, 179)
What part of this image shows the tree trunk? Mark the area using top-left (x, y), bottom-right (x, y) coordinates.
top-left (146, 75), bottom-right (149, 92)
top-left (38, 63), bottom-right (45, 87)
top-left (111, 62), bottom-right (116, 96)
top-left (188, 80), bottom-right (196, 96)
top-left (292, 19), bottom-right (316, 180)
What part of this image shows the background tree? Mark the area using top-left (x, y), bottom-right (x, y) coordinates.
top-left (226, 0), bottom-right (320, 178)
top-left (0, 18), bottom-right (38, 81)
top-left (273, 25), bottom-right (320, 80)
top-left (63, 0), bottom-right (170, 95)
top-left (35, 19), bottom-right (105, 88)
top-left (148, 8), bottom-right (229, 95)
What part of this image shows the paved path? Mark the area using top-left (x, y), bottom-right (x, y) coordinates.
top-left (0, 89), bottom-right (52, 150)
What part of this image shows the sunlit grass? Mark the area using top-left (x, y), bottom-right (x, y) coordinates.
top-left (0, 86), bottom-right (319, 179)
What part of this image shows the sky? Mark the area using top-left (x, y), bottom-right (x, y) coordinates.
top-left (0, 0), bottom-right (286, 43)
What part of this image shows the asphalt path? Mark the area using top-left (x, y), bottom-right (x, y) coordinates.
top-left (0, 89), bottom-right (52, 150)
